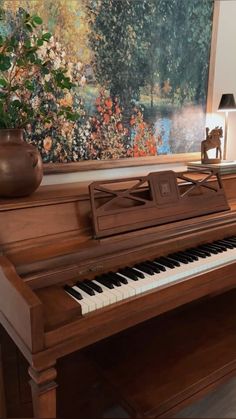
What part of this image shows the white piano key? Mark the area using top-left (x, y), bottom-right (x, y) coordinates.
top-left (116, 274), bottom-right (137, 297)
top-left (93, 281), bottom-right (117, 304)
top-left (73, 286), bottom-right (96, 312)
top-left (88, 284), bottom-right (111, 307)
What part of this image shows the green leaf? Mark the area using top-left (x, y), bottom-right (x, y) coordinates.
top-left (32, 15), bottom-right (43, 25)
top-left (0, 78), bottom-right (7, 87)
top-left (0, 35), bottom-right (3, 46)
top-left (37, 38), bottom-right (44, 47)
top-left (34, 58), bottom-right (42, 65)
top-left (0, 55), bottom-right (11, 71)
top-left (9, 36), bottom-right (18, 47)
top-left (41, 66), bottom-right (50, 75)
top-left (65, 111), bottom-right (79, 121)
top-left (16, 58), bottom-right (25, 67)
top-left (11, 99), bottom-right (21, 108)
top-left (0, 92), bottom-right (7, 99)
top-left (42, 32), bottom-right (51, 41)
top-left (24, 80), bottom-right (34, 91)
top-left (25, 23), bottom-right (33, 33)
top-left (24, 39), bottom-right (31, 49)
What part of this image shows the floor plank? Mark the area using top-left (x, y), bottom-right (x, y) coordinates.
top-left (176, 377), bottom-right (236, 418)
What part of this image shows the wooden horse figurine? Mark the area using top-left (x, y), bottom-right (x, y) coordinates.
top-left (201, 126), bottom-right (223, 164)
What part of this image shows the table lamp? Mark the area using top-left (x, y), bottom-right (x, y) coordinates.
top-left (218, 93), bottom-right (236, 160)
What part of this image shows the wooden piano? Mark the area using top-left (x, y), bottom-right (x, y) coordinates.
top-left (1, 169), bottom-right (236, 418)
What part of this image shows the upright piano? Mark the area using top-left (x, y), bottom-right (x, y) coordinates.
top-left (1, 169), bottom-right (236, 418)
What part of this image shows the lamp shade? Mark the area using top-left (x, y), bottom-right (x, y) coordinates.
top-left (218, 93), bottom-right (236, 111)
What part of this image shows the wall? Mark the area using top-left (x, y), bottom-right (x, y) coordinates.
top-left (209, 0), bottom-right (236, 160)
top-left (42, 0), bottom-right (236, 186)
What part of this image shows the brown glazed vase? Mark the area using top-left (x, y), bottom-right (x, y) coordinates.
top-left (0, 129), bottom-right (43, 198)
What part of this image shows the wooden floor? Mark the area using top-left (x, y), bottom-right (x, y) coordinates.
top-left (176, 377), bottom-right (236, 418)
top-left (103, 377), bottom-right (236, 418)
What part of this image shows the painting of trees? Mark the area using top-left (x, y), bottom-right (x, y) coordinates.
top-left (1, 0), bottom-right (214, 162)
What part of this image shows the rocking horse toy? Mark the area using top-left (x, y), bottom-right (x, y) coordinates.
top-left (201, 126), bottom-right (223, 164)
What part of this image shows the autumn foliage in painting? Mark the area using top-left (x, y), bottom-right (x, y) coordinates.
top-left (1, 0), bottom-right (213, 162)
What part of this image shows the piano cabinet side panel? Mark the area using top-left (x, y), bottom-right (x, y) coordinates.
top-left (0, 257), bottom-right (44, 353)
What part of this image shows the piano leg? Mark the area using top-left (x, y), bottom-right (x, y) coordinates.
top-left (0, 344), bottom-right (6, 419)
top-left (28, 365), bottom-right (57, 419)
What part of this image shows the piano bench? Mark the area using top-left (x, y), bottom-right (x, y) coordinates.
top-left (89, 289), bottom-right (236, 418)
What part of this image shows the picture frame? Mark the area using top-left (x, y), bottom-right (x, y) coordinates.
top-left (3, 0), bottom-right (219, 174)
top-left (44, 0), bottom-right (219, 174)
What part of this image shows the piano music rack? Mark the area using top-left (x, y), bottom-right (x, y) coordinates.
top-left (89, 169), bottom-right (230, 238)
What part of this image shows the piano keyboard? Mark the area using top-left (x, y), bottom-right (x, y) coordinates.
top-left (65, 237), bottom-right (236, 315)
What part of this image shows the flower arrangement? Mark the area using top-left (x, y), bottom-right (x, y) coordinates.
top-left (0, 7), bottom-right (79, 129)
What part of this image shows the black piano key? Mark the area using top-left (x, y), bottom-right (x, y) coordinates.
top-left (95, 276), bottom-right (114, 289)
top-left (64, 285), bottom-right (83, 300)
top-left (84, 280), bottom-right (103, 293)
top-left (135, 264), bottom-right (154, 275)
top-left (207, 243), bottom-right (225, 252)
top-left (180, 251), bottom-right (197, 261)
top-left (144, 261), bottom-right (160, 273)
top-left (115, 275), bottom-right (128, 285)
top-left (196, 246), bottom-right (212, 257)
top-left (209, 242), bottom-right (227, 251)
top-left (168, 254), bottom-right (189, 264)
top-left (118, 268), bottom-right (138, 281)
top-left (105, 273), bottom-right (122, 287)
top-left (157, 256), bottom-right (179, 268)
top-left (180, 250), bottom-right (198, 261)
top-left (216, 239), bottom-right (235, 249)
top-left (76, 282), bottom-right (95, 296)
top-left (185, 249), bottom-right (205, 259)
top-left (155, 257), bottom-right (175, 269)
top-left (226, 238), bottom-right (236, 247)
top-left (174, 252), bottom-right (195, 262)
top-left (129, 268), bottom-right (145, 279)
top-left (199, 244), bottom-right (220, 254)
top-left (228, 236), bottom-right (236, 240)
top-left (150, 261), bottom-right (166, 271)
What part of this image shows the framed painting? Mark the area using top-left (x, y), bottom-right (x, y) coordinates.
top-left (1, 0), bottom-right (217, 173)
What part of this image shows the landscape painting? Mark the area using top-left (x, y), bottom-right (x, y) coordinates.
top-left (1, 0), bottom-right (214, 164)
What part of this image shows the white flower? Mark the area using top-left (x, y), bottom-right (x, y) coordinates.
top-left (49, 50), bottom-right (55, 60)
top-left (44, 74), bottom-right (51, 82)
top-left (54, 58), bottom-right (61, 70)
top-left (10, 94), bottom-right (20, 101)
top-left (77, 61), bottom-right (83, 71)
top-left (80, 75), bottom-right (86, 86)
top-left (37, 45), bottom-right (47, 60)
top-left (31, 96), bottom-right (40, 109)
